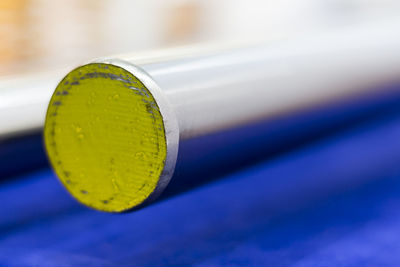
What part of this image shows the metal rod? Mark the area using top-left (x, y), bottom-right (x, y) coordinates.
top-left (140, 22), bottom-right (400, 139)
top-left (40, 19), bottom-right (400, 212)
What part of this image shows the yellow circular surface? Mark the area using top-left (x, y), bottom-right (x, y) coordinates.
top-left (44, 63), bottom-right (167, 212)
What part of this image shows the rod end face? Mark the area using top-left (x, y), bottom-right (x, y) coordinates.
top-left (44, 62), bottom-right (177, 212)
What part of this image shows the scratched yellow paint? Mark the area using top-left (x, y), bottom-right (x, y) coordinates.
top-left (44, 63), bottom-right (167, 212)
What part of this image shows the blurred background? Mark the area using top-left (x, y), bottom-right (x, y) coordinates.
top-left (2, 0), bottom-right (400, 76)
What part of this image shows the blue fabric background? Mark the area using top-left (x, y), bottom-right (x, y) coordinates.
top-left (1, 87), bottom-right (400, 266)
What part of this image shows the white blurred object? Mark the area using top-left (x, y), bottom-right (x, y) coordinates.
top-left (0, 72), bottom-right (63, 139)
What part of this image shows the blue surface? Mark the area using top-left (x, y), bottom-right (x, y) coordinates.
top-left (2, 101), bottom-right (400, 266)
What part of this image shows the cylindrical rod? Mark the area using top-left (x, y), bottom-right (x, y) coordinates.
top-left (139, 21), bottom-right (400, 139)
top-left (43, 20), bottom-right (400, 212)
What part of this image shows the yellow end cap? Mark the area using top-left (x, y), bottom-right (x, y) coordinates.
top-left (44, 63), bottom-right (167, 212)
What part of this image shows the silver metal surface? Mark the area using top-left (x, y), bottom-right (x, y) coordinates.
top-left (136, 20), bottom-right (400, 140)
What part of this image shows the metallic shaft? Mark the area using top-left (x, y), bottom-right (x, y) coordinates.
top-left (40, 19), bottom-right (400, 212)
top-left (137, 20), bottom-right (400, 139)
